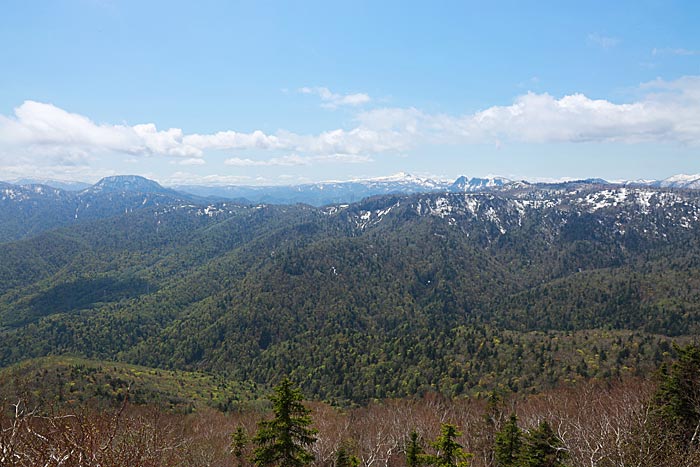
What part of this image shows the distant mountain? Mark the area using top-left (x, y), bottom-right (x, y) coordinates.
top-left (173, 173), bottom-right (522, 205)
top-left (172, 172), bottom-right (451, 205)
top-left (0, 175), bottom-right (198, 242)
top-left (655, 174), bottom-right (700, 189)
top-left (175, 172), bottom-right (700, 205)
top-left (82, 175), bottom-right (177, 195)
top-left (580, 177), bottom-right (610, 185)
top-left (9, 173), bottom-right (700, 210)
top-left (449, 175), bottom-right (514, 192)
top-left (5, 172), bottom-right (700, 243)
top-left (623, 174), bottom-right (700, 190)
top-left (11, 178), bottom-right (91, 191)
top-left (0, 182), bottom-right (83, 242)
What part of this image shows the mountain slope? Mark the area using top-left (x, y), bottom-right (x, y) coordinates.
top-left (0, 356), bottom-right (260, 411)
top-left (0, 176), bottom-right (200, 242)
top-left (1, 184), bottom-right (700, 401)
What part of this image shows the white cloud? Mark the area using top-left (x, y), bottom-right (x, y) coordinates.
top-left (183, 130), bottom-right (283, 150)
top-left (225, 153), bottom-right (373, 167)
top-left (0, 100), bottom-right (393, 165)
top-left (132, 123), bottom-right (201, 157)
top-left (163, 172), bottom-right (256, 186)
top-left (224, 155), bottom-right (308, 167)
top-left (357, 76), bottom-right (700, 146)
top-left (1, 101), bottom-right (133, 149)
top-left (587, 33), bottom-right (620, 49)
top-left (174, 158), bottom-right (206, 166)
top-left (282, 126), bottom-right (410, 155)
top-left (2, 76), bottom-right (700, 181)
top-left (299, 86), bottom-right (371, 108)
top-left (0, 101), bottom-right (203, 159)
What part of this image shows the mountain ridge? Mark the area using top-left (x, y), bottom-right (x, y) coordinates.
top-left (81, 175), bottom-right (175, 195)
top-left (0, 175), bottom-right (200, 242)
top-left (2, 182), bottom-right (700, 401)
top-left (4, 172), bottom-right (700, 243)
top-left (10, 172), bottom-right (700, 206)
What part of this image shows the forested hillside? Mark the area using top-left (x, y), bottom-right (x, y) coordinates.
top-left (1, 179), bottom-right (700, 402)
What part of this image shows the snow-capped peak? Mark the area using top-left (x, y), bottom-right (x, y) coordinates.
top-left (651, 174), bottom-right (700, 190)
top-left (449, 175), bottom-right (512, 192)
top-left (663, 174), bottom-right (700, 183)
top-left (347, 172), bottom-right (446, 188)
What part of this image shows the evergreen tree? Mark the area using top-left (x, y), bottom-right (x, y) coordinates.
top-left (483, 391), bottom-right (505, 428)
top-left (655, 344), bottom-right (700, 446)
top-left (253, 378), bottom-right (318, 467)
top-left (521, 421), bottom-right (567, 467)
top-left (334, 445), bottom-right (359, 467)
top-left (494, 414), bottom-right (522, 467)
top-left (406, 430), bottom-right (426, 467)
top-left (424, 424), bottom-right (471, 467)
top-left (231, 426), bottom-right (249, 467)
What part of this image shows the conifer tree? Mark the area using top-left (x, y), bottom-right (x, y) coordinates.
top-left (334, 445), bottom-right (359, 467)
top-left (424, 424), bottom-right (471, 467)
top-left (655, 344), bottom-right (700, 446)
top-left (406, 430), bottom-right (426, 467)
top-left (521, 421), bottom-right (567, 467)
top-left (253, 378), bottom-right (318, 467)
top-left (231, 426), bottom-right (249, 467)
top-left (494, 414), bottom-right (522, 467)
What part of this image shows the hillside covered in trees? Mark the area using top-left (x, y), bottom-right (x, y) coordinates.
top-left (1, 177), bottom-right (699, 404)
top-left (2, 348), bottom-right (700, 467)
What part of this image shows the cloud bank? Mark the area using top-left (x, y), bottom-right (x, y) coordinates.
top-left (356, 76), bottom-right (700, 146)
top-left (224, 153), bottom-right (373, 167)
top-left (1, 76), bottom-right (699, 178)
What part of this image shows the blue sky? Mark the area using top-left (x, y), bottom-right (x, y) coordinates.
top-left (1, 0), bottom-right (699, 185)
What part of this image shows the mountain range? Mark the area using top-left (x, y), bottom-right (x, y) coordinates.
top-left (5, 171), bottom-right (700, 208)
top-left (2, 172), bottom-right (700, 402)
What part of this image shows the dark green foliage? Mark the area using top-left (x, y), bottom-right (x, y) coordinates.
top-left (494, 414), bottom-right (522, 467)
top-left (406, 430), bottom-right (426, 467)
top-left (231, 426), bottom-right (249, 467)
top-left (655, 344), bottom-right (700, 446)
top-left (253, 378), bottom-right (317, 467)
top-left (424, 424), bottom-right (471, 467)
top-left (521, 421), bottom-right (567, 467)
top-left (334, 445), bottom-right (359, 467)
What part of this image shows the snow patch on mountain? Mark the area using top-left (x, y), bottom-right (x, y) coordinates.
top-left (351, 172), bottom-right (447, 189)
top-left (335, 185), bottom-right (700, 246)
top-left (450, 176), bottom-right (513, 192)
top-left (657, 174), bottom-right (700, 189)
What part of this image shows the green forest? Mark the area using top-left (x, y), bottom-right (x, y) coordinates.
top-left (1, 183), bottom-right (700, 465)
top-left (2, 347), bottom-right (699, 467)
top-left (2, 187), bottom-right (700, 402)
